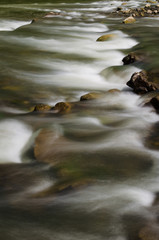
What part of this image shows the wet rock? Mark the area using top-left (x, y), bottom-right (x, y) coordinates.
top-left (80, 92), bottom-right (103, 101)
top-left (53, 101), bottom-right (72, 113)
top-left (96, 34), bottom-right (116, 42)
top-left (122, 53), bottom-right (144, 65)
top-left (127, 71), bottom-right (158, 94)
top-left (123, 16), bottom-right (136, 24)
top-left (33, 104), bottom-right (52, 112)
top-left (150, 96), bottom-right (159, 113)
top-left (114, 3), bottom-right (159, 17)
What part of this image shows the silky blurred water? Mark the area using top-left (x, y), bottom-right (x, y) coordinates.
top-left (0, 1), bottom-right (159, 240)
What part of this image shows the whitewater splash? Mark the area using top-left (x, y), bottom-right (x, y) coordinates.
top-left (0, 119), bottom-right (32, 163)
top-left (0, 19), bottom-right (31, 31)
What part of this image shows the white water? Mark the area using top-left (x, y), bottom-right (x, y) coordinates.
top-left (0, 120), bottom-right (32, 163)
top-left (0, 19), bottom-right (31, 31)
top-left (0, 1), bottom-right (159, 240)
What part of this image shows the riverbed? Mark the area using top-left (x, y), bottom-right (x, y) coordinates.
top-left (0, 0), bottom-right (159, 239)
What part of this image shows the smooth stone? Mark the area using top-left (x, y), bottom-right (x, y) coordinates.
top-left (80, 92), bottom-right (103, 101)
top-left (107, 89), bottom-right (120, 93)
top-left (96, 34), bottom-right (116, 42)
top-left (53, 102), bottom-right (72, 113)
top-left (123, 16), bottom-right (136, 24)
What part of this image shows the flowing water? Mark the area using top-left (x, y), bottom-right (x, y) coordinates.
top-left (0, 0), bottom-right (159, 239)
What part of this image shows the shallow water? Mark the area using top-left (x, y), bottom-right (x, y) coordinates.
top-left (0, 0), bottom-right (159, 240)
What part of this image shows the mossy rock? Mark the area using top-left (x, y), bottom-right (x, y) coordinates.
top-left (54, 101), bottom-right (72, 113)
top-left (96, 34), bottom-right (116, 42)
top-left (33, 104), bottom-right (52, 112)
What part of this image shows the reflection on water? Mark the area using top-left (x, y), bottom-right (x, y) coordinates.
top-left (0, 0), bottom-right (159, 240)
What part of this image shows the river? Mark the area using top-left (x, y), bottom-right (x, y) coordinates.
top-left (0, 0), bottom-right (159, 239)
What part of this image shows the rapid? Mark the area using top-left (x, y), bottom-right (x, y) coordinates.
top-left (0, 0), bottom-right (159, 239)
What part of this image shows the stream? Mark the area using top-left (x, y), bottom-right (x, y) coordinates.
top-left (0, 0), bottom-right (159, 239)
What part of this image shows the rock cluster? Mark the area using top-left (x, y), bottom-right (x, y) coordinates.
top-left (115, 3), bottom-right (159, 17)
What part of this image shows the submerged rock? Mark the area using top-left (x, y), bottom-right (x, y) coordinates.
top-left (34, 129), bottom-right (153, 177)
top-left (123, 16), bottom-right (136, 24)
top-left (127, 71), bottom-right (158, 94)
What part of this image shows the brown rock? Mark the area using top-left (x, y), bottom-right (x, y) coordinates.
top-left (150, 96), bottom-right (159, 113)
top-left (96, 34), bottom-right (116, 42)
top-left (80, 92), bottom-right (103, 101)
top-left (122, 52), bottom-right (146, 65)
top-left (107, 89), bottom-right (120, 93)
top-left (122, 53), bottom-right (137, 65)
top-left (33, 104), bottom-right (52, 112)
top-left (127, 71), bottom-right (158, 94)
top-left (123, 16), bottom-right (136, 24)
top-left (54, 102), bottom-right (72, 113)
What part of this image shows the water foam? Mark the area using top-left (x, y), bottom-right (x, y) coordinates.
top-left (0, 20), bottom-right (31, 31)
top-left (0, 119), bottom-right (32, 163)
